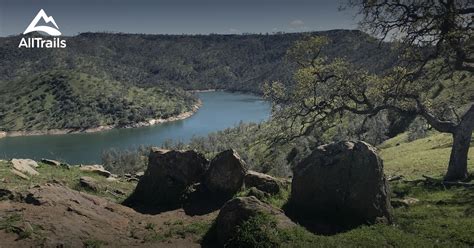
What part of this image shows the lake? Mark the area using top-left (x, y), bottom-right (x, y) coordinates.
top-left (0, 91), bottom-right (271, 164)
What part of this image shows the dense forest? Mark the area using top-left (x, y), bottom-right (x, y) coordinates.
top-left (0, 30), bottom-right (399, 93)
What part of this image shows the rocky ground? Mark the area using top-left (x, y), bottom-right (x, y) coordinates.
top-left (1, 139), bottom-right (474, 247)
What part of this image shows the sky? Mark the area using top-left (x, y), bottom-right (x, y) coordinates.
top-left (0, 0), bottom-right (359, 36)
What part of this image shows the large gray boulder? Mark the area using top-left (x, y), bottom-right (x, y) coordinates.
top-left (290, 141), bottom-right (393, 225)
top-left (125, 148), bottom-right (209, 207)
top-left (214, 196), bottom-right (295, 246)
top-left (204, 149), bottom-right (248, 197)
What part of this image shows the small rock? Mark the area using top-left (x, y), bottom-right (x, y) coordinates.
top-left (392, 197), bottom-right (420, 208)
top-left (41, 159), bottom-right (62, 166)
top-left (112, 189), bottom-right (126, 195)
top-left (0, 188), bottom-right (23, 201)
top-left (106, 177), bottom-right (119, 182)
top-left (10, 169), bottom-right (30, 180)
top-left (244, 170), bottom-right (286, 194)
top-left (126, 177), bottom-right (139, 182)
top-left (204, 149), bottom-right (248, 197)
top-left (246, 187), bottom-right (269, 200)
top-left (11, 159), bottom-right (39, 176)
top-left (79, 176), bottom-right (99, 191)
top-left (135, 171), bottom-right (145, 178)
top-left (79, 165), bottom-right (111, 177)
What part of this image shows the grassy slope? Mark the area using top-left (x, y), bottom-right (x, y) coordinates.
top-left (223, 131), bottom-right (474, 247)
top-left (379, 131), bottom-right (474, 179)
top-left (0, 160), bottom-right (136, 202)
top-left (0, 70), bottom-right (196, 131)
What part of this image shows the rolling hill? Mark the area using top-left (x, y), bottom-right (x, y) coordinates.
top-left (0, 70), bottom-right (196, 131)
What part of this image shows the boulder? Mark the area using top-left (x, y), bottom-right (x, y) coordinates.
top-left (79, 176), bottom-right (99, 191)
top-left (79, 165), bottom-right (111, 177)
top-left (290, 141), bottom-right (393, 226)
top-left (214, 196), bottom-right (296, 246)
top-left (11, 159), bottom-right (39, 176)
top-left (124, 148), bottom-right (209, 207)
top-left (244, 170), bottom-right (287, 194)
top-left (204, 149), bottom-right (248, 197)
top-left (41, 159), bottom-right (62, 166)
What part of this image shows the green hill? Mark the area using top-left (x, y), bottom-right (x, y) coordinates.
top-left (0, 70), bottom-right (196, 131)
top-left (0, 30), bottom-right (399, 94)
top-left (0, 30), bottom-right (400, 133)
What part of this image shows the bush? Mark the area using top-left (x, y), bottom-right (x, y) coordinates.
top-left (225, 213), bottom-right (280, 248)
top-left (101, 146), bottom-right (150, 174)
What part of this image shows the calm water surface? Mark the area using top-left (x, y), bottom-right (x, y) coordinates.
top-left (0, 91), bottom-right (271, 164)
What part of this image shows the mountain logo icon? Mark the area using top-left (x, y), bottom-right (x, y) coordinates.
top-left (23, 9), bottom-right (62, 36)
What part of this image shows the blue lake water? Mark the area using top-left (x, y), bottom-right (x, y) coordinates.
top-left (0, 91), bottom-right (271, 164)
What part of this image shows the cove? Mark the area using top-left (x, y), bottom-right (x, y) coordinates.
top-left (0, 91), bottom-right (271, 164)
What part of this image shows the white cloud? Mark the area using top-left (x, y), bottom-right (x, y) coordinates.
top-left (289, 19), bottom-right (305, 28)
top-left (228, 28), bottom-right (240, 34)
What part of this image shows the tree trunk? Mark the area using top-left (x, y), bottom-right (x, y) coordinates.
top-left (445, 129), bottom-right (472, 181)
top-left (444, 105), bottom-right (474, 181)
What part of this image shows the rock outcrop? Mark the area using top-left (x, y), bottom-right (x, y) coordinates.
top-left (289, 141), bottom-right (393, 226)
top-left (244, 170), bottom-right (288, 194)
top-left (204, 149), bottom-right (248, 197)
top-left (79, 165), bottom-right (111, 177)
top-left (79, 176), bottom-right (99, 191)
top-left (41, 159), bottom-right (62, 166)
top-left (124, 148), bottom-right (208, 208)
top-left (214, 196), bottom-right (295, 246)
top-left (11, 159), bottom-right (39, 176)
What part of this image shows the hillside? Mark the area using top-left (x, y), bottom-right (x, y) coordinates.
top-left (0, 135), bottom-right (473, 247)
top-left (0, 70), bottom-right (197, 132)
top-left (0, 30), bottom-right (399, 93)
top-left (380, 132), bottom-right (474, 179)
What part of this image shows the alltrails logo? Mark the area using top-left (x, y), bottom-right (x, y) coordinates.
top-left (18, 9), bottom-right (67, 48)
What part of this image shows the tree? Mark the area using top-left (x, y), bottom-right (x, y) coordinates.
top-left (347, 0), bottom-right (473, 181)
top-left (264, 31), bottom-right (472, 180)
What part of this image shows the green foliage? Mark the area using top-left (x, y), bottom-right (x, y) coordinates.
top-left (142, 220), bottom-right (212, 243)
top-left (83, 239), bottom-right (108, 248)
top-left (102, 145), bottom-right (150, 174)
top-left (0, 31), bottom-right (398, 95)
top-left (221, 182), bottom-right (474, 247)
top-left (0, 213), bottom-right (40, 240)
top-left (226, 213), bottom-right (280, 248)
top-left (0, 70), bottom-right (196, 131)
top-left (379, 131), bottom-right (474, 179)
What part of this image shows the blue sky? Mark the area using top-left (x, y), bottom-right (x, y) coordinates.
top-left (0, 0), bottom-right (359, 36)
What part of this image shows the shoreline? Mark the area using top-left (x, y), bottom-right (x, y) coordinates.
top-left (0, 100), bottom-right (202, 139)
top-left (187, 89), bottom-right (220, 93)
